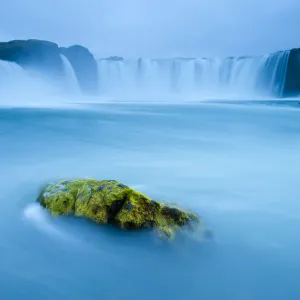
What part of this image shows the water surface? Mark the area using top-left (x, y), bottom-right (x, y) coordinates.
top-left (0, 102), bottom-right (299, 299)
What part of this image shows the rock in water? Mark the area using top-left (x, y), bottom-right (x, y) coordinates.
top-left (38, 179), bottom-right (207, 239)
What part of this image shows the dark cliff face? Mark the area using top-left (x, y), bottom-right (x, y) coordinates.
top-left (0, 39), bottom-right (64, 79)
top-left (60, 45), bottom-right (99, 94)
top-left (0, 39), bottom-right (99, 94)
top-left (283, 49), bottom-right (300, 97)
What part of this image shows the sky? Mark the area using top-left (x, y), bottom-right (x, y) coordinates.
top-left (0, 0), bottom-right (299, 58)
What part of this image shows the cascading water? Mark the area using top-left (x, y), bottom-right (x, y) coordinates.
top-left (0, 60), bottom-right (56, 106)
top-left (0, 60), bottom-right (27, 88)
top-left (97, 51), bottom-right (290, 99)
top-left (0, 57), bottom-right (80, 106)
top-left (0, 60), bottom-right (41, 101)
top-left (60, 54), bottom-right (80, 94)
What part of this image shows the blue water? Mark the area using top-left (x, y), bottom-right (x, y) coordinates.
top-left (0, 102), bottom-right (300, 299)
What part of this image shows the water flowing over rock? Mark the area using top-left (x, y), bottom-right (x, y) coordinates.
top-left (0, 39), bottom-right (299, 99)
top-left (0, 59), bottom-right (56, 99)
top-left (0, 39), bottom-right (64, 79)
top-left (0, 39), bottom-right (99, 95)
top-left (60, 54), bottom-right (81, 94)
top-left (60, 45), bottom-right (99, 94)
top-left (0, 59), bottom-right (25, 83)
top-left (98, 51), bottom-right (291, 99)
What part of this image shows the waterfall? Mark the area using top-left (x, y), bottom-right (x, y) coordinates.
top-left (0, 59), bottom-right (53, 106)
top-left (60, 54), bottom-right (80, 94)
top-left (0, 59), bottom-right (38, 98)
top-left (97, 51), bottom-right (290, 99)
top-left (0, 60), bottom-right (27, 87)
top-left (0, 58), bottom-right (82, 106)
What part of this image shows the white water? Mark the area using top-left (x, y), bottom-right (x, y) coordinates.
top-left (0, 57), bottom-right (82, 106)
top-left (0, 60), bottom-right (54, 105)
top-left (0, 60), bottom-right (29, 90)
top-left (98, 51), bottom-right (290, 99)
top-left (23, 204), bottom-right (65, 237)
top-left (60, 54), bottom-right (81, 94)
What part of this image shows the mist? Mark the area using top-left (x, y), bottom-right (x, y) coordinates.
top-left (0, 0), bottom-right (300, 58)
top-left (1, 2), bottom-right (300, 299)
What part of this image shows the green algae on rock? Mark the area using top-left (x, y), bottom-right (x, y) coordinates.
top-left (38, 179), bottom-right (204, 239)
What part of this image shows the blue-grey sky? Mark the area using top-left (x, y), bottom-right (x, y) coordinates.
top-left (0, 0), bottom-right (299, 58)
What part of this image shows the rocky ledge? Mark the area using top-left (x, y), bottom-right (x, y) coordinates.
top-left (0, 39), bottom-right (98, 94)
top-left (38, 179), bottom-right (209, 240)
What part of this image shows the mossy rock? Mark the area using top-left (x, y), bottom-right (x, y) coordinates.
top-left (38, 179), bottom-right (207, 240)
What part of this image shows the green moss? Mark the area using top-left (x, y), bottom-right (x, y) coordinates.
top-left (156, 225), bottom-right (176, 240)
top-left (39, 181), bottom-right (75, 215)
top-left (115, 189), bottom-right (159, 229)
top-left (38, 179), bottom-right (204, 240)
top-left (75, 180), bottom-right (130, 224)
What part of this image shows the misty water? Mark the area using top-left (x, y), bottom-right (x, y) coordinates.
top-left (98, 51), bottom-right (290, 99)
top-left (0, 100), bottom-right (300, 299)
